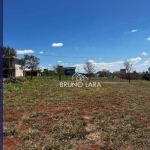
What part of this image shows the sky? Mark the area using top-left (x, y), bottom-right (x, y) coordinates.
top-left (3, 0), bottom-right (150, 73)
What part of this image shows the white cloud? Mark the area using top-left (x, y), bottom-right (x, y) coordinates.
top-left (142, 60), bottom-right (150, 66)
top-left (39, 51), bottom-right (43, 54)
top-left (131, 29), bottom-right (137, 33)
top-left (16, 50), bottom-right (34, 54)
top-left (87, 60), bottom-right (95, 63)
top-left (124, 29), bottom-right (137, 34)
top-left (51, 43), bottom-right (63, 47)
top-left (57, 61), bottom-right (68, 66)
top-left (130, 57), bottom-right (142, 63)
top-left (63, 63), bottom-right (68, 66)
top-left (141, 52), bottom-right (148, 56)
top-left (135, 59), bottom-right (150, 68)
top-left (38, 66), bottom-right (47, 71)
top-left (57, 61), bottom-right (62, 65)
top-left (73, 58), bottom-right (149, 73)
top-left (96, 61), bottom-right (123, 69)
top-left (146, 37), bottom-right (150, 41)
top-left (74, 60), bottom-right (124, 73)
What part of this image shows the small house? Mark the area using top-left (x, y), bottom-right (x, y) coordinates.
top-left (63, 67), bottom-right (76, 76)
top-left (3, 57), bottom-right (23, 77)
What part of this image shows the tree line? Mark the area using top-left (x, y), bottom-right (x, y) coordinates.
top-left (3, 46), bottom-right (150, 82)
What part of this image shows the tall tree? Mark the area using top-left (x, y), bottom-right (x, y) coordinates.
top-left (124, 61), bottom-right (133, 83)
top-left (23, 55), bottom-right (40, 80)
top-left (3, 46), bottom-right (17, 75)
top-left (53, 65), bottom-right (64, 81)
top-left (83, 61), bottom-right (95, 80)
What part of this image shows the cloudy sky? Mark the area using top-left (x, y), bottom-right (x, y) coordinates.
top-left (3, 0), bottom-right (150, 73)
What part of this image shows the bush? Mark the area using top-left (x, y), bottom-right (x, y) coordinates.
top-left (145, 74), bottom-right (150, 81)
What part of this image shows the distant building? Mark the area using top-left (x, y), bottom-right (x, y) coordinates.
top-left (24, 69), bottom-right (41, 76)
top-left (63, 67), bottom-right (76, 76)
top-left (113, 71), bottom-right (120, 75)
top-left (3, 57), bottom-right (23, 77)
top-left (120, 69), bottom-right (126, 74)
top-left (3, 57), bottom-right (41, 77)
top-left (13, 57), bottom-right (24, 77)
top-left (119, 69), bottom-right (128, 79)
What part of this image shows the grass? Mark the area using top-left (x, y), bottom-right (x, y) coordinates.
top-left (3, 76), bottom-right (150, 149)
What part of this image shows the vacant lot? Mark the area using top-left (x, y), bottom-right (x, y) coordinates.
top-left (3, 77), bottom-right (150, 149)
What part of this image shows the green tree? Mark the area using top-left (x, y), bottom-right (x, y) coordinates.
top-left (23, 55), bottom-right (40, 80)
top-left (3, 46), bottom-right (17, 75)
top-left (41, 69), bottom-right (56, 76)
top-left (53, 65), bottom-right (64, 81)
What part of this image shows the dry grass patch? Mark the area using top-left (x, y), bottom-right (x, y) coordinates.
top-left (3, 77), bottom-right (150, 149)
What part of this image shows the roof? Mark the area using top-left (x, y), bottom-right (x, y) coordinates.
top-left (63, 67), bottom-right (76, 69)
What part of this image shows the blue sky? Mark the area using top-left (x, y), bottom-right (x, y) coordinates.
top-left (3, 0), bottom-right (150, 73)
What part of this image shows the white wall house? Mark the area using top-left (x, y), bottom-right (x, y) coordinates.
top-left (4, 57), bottom-right (41, 77)
top-left (12, 57), bottom-right (23, 77)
